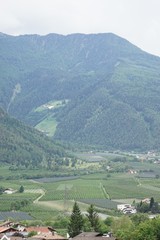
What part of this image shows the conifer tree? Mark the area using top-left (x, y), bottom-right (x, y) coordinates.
top-left (86, 204), bottom-right (100, 231)
top-left (149, 197), bottom-right (154, 210)
top-left (19, 185), bottom-right (24, 193)
top-left (68, 202), bottom-right (83, 237)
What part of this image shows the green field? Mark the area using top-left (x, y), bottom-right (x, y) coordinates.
top-left (0, 155), bottom-right (160, 221)
top-left (40, 179), bottom-right (105, 201)
top-left (34, 99), bottom-right (68, 136)
top-left (35, 116), bottom-right (57, 136)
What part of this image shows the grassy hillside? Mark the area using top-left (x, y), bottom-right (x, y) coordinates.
top-left (1, 33), bottom-right (160, 150)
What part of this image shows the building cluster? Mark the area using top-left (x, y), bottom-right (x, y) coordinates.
top-left (0, 222), bottom-right (116, 240)
top-left (117, 204), bottom-right (137, 214)
top-left (0, 221), bottom-right (66, 240)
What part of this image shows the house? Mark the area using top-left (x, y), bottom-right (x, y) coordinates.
top-left (25, 227), bottom-right (56, 235)
top-left (117, 204), bottom-right (136, 214)
top-left (142, 198), bottom-right (150, 204)
top-left (0, 234), bottom-right (10, 240)
top-left (3, 189), bottom-right (15, 195)
top-left (72, 232), bottom-right (117, 240)
top-left (128, 169), bottom-right (137, 174)
top-left (0, 234), bottom-right (24, 240)
top-left (0, 224), bottom-right (66, 240)
top-left (0, 222), bottom-right (14, 228)
top-left (30, 232), bottom-right (66, 240)
top-left (0, 227), bottom-right (17, 234)
top-left (117, 204), bottom-right (131, 211)
top-left (123, 208), bottom-right (137, 214)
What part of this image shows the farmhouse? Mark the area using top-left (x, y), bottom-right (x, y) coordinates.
top-left (117, 204), bottom-right (131, 211)
top-left (117, 204), bottom-right (136, 214)
top-left (72, 232), bottom-right (117, 240)
top-left (3, 189), bottom-right (15, 195)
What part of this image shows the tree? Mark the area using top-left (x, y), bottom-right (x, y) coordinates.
top-left (131, 219), bottom-right (157, 240)
top-left (111, 216), bottom-right (134, 240)
top-left (150, 197), bottom-right (154, 210)
top-left (28, 231), bottom-right (37, 237)
top-left (151, 202), bottom-right (160, 214)
top-left (137, 202), bottom-right (150, 213)
top-left (0, 186), bottom-right (5, 195)
top-left (68, 202), bottom-right (83, 237)
top-left (86, 204), bottom-right (100, 231)
top-left (131, 213), bottom-right (149, 226)
top-left (19, 185), bottom-right (24, 193)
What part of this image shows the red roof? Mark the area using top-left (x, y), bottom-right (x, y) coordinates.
top-left (26, 227), bottom-right (54, 234)
top-left (32, 233), bottom-right (66, 240)
top-left (0, 227), bottom-right (16, 233)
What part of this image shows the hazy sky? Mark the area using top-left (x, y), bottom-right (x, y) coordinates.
top-left (0, 0), bottom-right (160, 56)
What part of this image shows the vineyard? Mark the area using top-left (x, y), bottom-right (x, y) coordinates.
top-left (0, 162), bottom-right (160, 221)
top-left (78, 199), bottom-right (119, 209)
top-left (0, 192), bottom-right (39, 211)
top-left (0, 211), bottom-right (33, 221)
top-left (41, 179), bottom-right (106, 201)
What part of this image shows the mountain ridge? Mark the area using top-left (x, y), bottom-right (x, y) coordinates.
top-left (1, 32), bottom-right (160, 151)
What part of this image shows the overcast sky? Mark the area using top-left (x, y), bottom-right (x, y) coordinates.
top-left (0, 0), bottom-right (160, 56)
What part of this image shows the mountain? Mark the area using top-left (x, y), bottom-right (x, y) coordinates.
top-left (1, 32), bottom-right (160, 151)
top-left (0, 107), bottom-right (67, 168)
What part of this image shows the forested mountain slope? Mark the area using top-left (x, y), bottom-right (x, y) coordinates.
top-left (0, 107), bottom-right (66, 168)
top-left (1, 32), bottom-right (160, 150)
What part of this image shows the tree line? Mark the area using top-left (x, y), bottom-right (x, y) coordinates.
top-left (67, 202), bottom-right (160, 240)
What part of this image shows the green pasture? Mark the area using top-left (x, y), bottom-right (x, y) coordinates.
top-left (35, 116), bottom-right (57, 137)
top-left (34, 99), bottom-right (69, 137)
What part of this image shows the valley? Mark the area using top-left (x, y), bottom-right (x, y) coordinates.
top-left (0, 150), bottom-right (160, 222)
top-left (0, 32), bottom-right (160, 239)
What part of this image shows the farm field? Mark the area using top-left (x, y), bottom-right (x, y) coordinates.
top-left (0, 192), bottom-right (39, 211)
top-left (38, 172), bottom-right (160, 203)
top-left (0, 153), bottom-right (160, 221)
top-left (40, 178), bottom-right (106, 201)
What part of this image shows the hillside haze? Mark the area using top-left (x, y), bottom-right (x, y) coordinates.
top-left (1, 32), bottom-right (160, 151)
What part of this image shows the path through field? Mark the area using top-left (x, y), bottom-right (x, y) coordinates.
top-left (25, 189), bottom-right (82, 211)
top-left (24, 189), bottom-right (45, 203)
top-left (134, 177), bottom-right (160, 191)
top-left (34, 200), bottom-right (70, 211)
